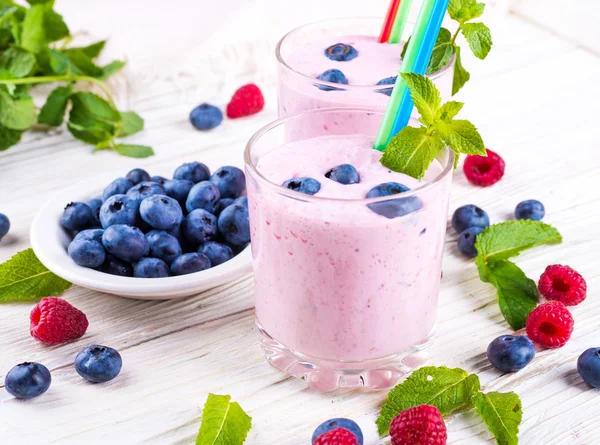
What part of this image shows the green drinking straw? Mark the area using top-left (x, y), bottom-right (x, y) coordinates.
top-left (388, 0), bottom-right (414, 44)
top-left (374, 0), bottom-right (437, 151)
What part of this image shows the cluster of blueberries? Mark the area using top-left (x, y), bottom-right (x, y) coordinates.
top-left (61, 162), bottom-right (250, 278)
top-left (316, 43), bottom-right (396, 95)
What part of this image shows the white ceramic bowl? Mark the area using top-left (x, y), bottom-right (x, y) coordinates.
top-left (30, 173), bottom-right (253, 300)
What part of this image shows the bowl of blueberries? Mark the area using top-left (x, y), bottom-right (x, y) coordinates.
top-left (30, 162), bottom-right (252, 300)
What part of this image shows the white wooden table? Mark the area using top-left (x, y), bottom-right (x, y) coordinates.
top-left (1, 1), bottom-right (599, 444)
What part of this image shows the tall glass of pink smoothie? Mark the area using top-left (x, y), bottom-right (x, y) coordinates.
top-left (245, 108), bottom-right (454, 391)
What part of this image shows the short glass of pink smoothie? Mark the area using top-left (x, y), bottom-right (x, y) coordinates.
top-left (245, 108), bottom-right (454, 391)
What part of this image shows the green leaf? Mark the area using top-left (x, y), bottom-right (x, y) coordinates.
top-left (400, 73), bottom-right (441, 125)
top-left (67, 92), bottom-right (121, 144)
top-left (99, 60), bottom-right (126, 80)
top-left (0, 124), bottom-right (21, 150)
top-left (435, 119), bottom-right (486, 155)
top-left (377, 366), bottom-right (481, 435)
top-left (26, 0), bottom-right (54, 4)
top-left (47, 48), bottom-right (69, 74)
top-left (0, 91), bottom-right (37, 130)
top-left (73, 40), bottom-right (106, 58)
top-left (114, 143), bottom-right (154, 158)
top-left (62, 48), bottom-right (103, 77)
top-left (452, 46), bottom-right (471, 95)
top-left (435, 101), bottom-right (464, 122)
top-left (0, 5), bottom-right (17, 24)
top-left (41, 6), bottom-right (68, 42)
top-left (426, 28), bottom-right (455, 75)
top-left (0, 248), bottom-right (72, 302)
top-left (20, 4), bottom-right (69, 53)
top-left (381, 127), bottom-right (444, 180)
top-left (448, 0), bottom-right (485, 23)
top-left (196, 394), bottom-right (252, 445)
top-left (461, 22), bottom-right (493, 60)
top-left (0, 47), bottom-right (35, 77)
top-left (38, 84), bottom-right (72, 126)
top-left (117, 111), bottom-right (144, 137)
top-left (474, 392), bottom-right (522, 445)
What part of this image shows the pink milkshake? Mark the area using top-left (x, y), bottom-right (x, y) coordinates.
top-left (245, 109), bottom-right (453, 391)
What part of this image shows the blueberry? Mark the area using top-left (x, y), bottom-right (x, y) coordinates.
top-left (164, 179), bottom-right (194, 208)
top-left (376, 76), bottom-right (397, 96)
top-left (200, 241), bottom-right (234, 266)
top-left (515, 200), bottom-right (545, 221)
top-left (151, 175), bottom-right (168, 185)
top-left (324, 43), bottom-right (358, 62)
top-left (215, 198), bottom-right (235, 216)
top-left (366, 182), bottom-right (421, 219)
top-left (134, 257), bottom-right (170, 278)
top-left (0, 213), bottom-right (10, 241)
top-left (146, 230), bottom-right (182, 265)
top-left (75, 345), bottom-right (122, 383)
top-left (102, 225), bottom-right (149, 263)
top-left (487, 335), bottom-right (535, 372)
top-left (451, 205), bottom-right (490, 233)
top-left (68, 237), bottom-right (106, 268)
top-left (190, 103), bottom-right (223, 130)
top-left (87, 198), bottom-right (103, 227)
top-left (174, 161), bottom-right (210, 183)
top-left (170, 252), bottom-right (211, 275)
top-left (316, 69), bottom-right (348, 91)
top-left (210, 166), bottom-right (246, 198)
top-left (182, 209), bottom-right (218, 246)
top-left (73, 229), bottom-right (105, 243)
top-left (577, 347), bottom-right (600, 388)
top-left (234, 196), bottom-right (248, 208)
top-left (325, 164), bottom-right (360, 185)
top-left (126, 181), bottom-right (167, 205)
top-left (4, 362), bottom-right (51, 399)
top-left (282, 177), bottom-right (321, 195)
top-left (457, 227), bottom-right (484, 258)
top-left (98, 255), bottom-right (133, 277)
top-left (186, 181), bottom-right (221, 214)
top-left (139, 195), bottom-right (183, 231)
top-left (61, 202), bottom-right (94, 231)
top-left (218, 204), bottom-right (250, 246)
top-left (126, 168), bottom-right (151, 185)
top-left (103, 177), bottom-right (134, 201)
top-left (99, 194), bottom-right (140, 229)
top-left (312, 418), bottom-right (363, 445)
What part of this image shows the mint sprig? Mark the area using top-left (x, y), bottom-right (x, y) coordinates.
top-left (196, 394), bottom-right (252, 445)
top-left (381, 73), bottom-right (485, 179)
top-left (474, 392), bottom-right (523, 445)
top-left (475, 221), bottom-right (563, 330)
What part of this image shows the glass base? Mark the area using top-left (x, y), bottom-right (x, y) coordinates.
top-left (257, 321), bottom-right (434, 391)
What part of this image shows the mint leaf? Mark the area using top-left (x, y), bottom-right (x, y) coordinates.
top-left (0, 124), bottom-right (22, 150)
top-left (0, 248), bottom-right (72, 302)
top-left (62, 48), bottom-right (103, 77)
top-left (0, 91), bottom-right (36, 130)
top-left (38, 84), bottom-right (72, 126)
top-left (0, 47), bottom-right (35, 77)
top-left (402, 28), bottom-right (455, 76)
top-left (99, 60), bottom-right (126, 80)
top-left (435, 101), bottom-right (464, 122)
top-left (42, 6), bottom-right (68, 42)
top-left (20, 4), bottom-right (68, 53)
top-left (448, 0), bottom-right (485, 23)
top-left (114, 144), bottom-right (154, 158)
top-left (474, 392), bottom-right (522, 445)
top-left (400, 73), bottom-right (441, 125)
top-left (461, 22), bottom-right (492, 59)
top-left (117, 111), bottom-right (144, 137)
top-left (381, 127), bottom-right (444, 180)
top-left (377, 366), bottom-right (480, 435)
top-left (452, 46), bottom-right (471, 95)
top-left (196, 394), bottom-right (252, 445)
top-left (67, 92), bottom-right (121, 144)
top-left (435, 119), bottom-right (486, 155)
top-left (74, 40), bottom-right (106, 59)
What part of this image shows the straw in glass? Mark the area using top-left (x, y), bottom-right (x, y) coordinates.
top-left (378, 0), bottom-right (402, 43)
top-left (387, 0), bottom-right (414, 44)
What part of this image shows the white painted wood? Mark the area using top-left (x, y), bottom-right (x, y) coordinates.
top-left (0, 2), bottom-right (597, 444)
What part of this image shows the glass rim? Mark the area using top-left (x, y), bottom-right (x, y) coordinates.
top-left (244, 107), bottom-right (454, 204)
top-left (275, 17), bottom-right (456, 91)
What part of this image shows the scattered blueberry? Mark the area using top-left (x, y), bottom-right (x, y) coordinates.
top-left (515, 200), bottom-right (545, 221)
top-left (139, 195), bottom-right (183, 231)
top-left (210, 166), bottom-right (246, 198)
top-left (68, 236), bottom-right (106, 268)
top-left (164, 179), bottom-right (194, 208)
top-left (451, 205), bottom-right (490, 233)
top-left (487, 335), bottom-right (535, 372)
top-left (4, 362), bottom-right (52, 399)
top-left (577, 347), bottom-right (600, 388)
top-left (376, 76), bottom-right (397, 96)
top-left (126, 181), bottom-right (167, 204)
top-left (190, 103), bottom-right (223, 130)
top-left (174, 162), bottom-right (210, 183)
top-left (234, 196), bottom-right (248, 208)
top-left (283, 177), bottom-right (321, 195)
top-left (126, 168), bottom-right (151, 185)
top-left (102, 225), bottom-right (149, 263)
top-left (325, 164), bottom-right (360, 185)
top-left (457, 227), bottom-right (484, 258)
top-left (134, 257), bottom-right (170, 278)
top-left (151, 175), bottom-right (168, 185)
top-left (87, 198), bottom-right (103, 227)
top-left (75, 345), bottom-right (122, 383)
top-left (200, 241), bottom-right (234, 266)
top-left (103, 177), bottom-right (134, 201)
top-left (366, 182), bottom-right (421, 219)
top-left (61, 202), bottom-right (94, 231)
top-left (170, 252), bottom-right (211, 276)
top-left (312, 418), bottom-right (363, 445)
top-left (182, 209), bottom-right (218, 246)
top-left (0, 213), bottom-right (10, 241)
top-left (215, 198), bottom-right (235, 216)
top-left (218, 204), bottom-right (250, 246)
top-left (316, 69), bottom-right (348, 91)
top-left (146, 230), bottom-right (182, 265)
top-left (99, 194), bottom-right (140, 229)
top-left (186, 181), bottom-right (221, 214)
top-left (324, 43), bottom-right (358, 62)
top-left (98, 255), bottom-right (133, 277)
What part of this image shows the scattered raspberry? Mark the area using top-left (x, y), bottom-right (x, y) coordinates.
top-left (30, 297), bottom-right (88, 345)
top-left (389, 405), bottom-right (447, 445)
top-left (226, 84), bottom-right (264, 118)
top-left (463, 149), bottom-right (505, 186)
top-left (313, 428), bottom-right (359, 445)
top-left (538, 265), bottom-right (587, 306)
top-left (526, 301), bottom-right (574, 348)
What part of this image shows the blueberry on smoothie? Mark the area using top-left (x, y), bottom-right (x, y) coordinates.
top-left (173, 161), bottom-right (210, 183)
top-left (126, 168), bottom-right (151, 185)
top-left (515, 199), bottom-right (545, 221)
top-left (102, 225), bottom-right (149, 263)
top-left (376, 76), bottom-right (397, 96)
top-left (324, 43), bottom-right (358, 62)
top-left (200, 241), bottom-right (234, 266)
top-left (451, 205), bottom-right (490, 233)
top-left (0, 213), bottom-right (11, 241)
top-left (103, 177), bottom-right (134, 201)
top-left (366, 182), bottom-right (421, 219)
top-left (487, 335), bottom-right (535, 372)
top-left (163, 179), bottom-right (194, 208)
top-left (87, 198), bottom-right (103, 227)
top-left (146, 230), bottom-right (182, 265)
top-left (282, 177), bottom-right (321, 195)
top-left (182, 209), bottom-right (218, 246)
top-left (170, 252), bottom-right (211, 276)
top-left (134, 257), bottom-right (170, 278)
top-left (68, 236), bottom-right (106, 268)
top-left (218, 204), bottom-right (250, 246)
top-left (190, 103), bottom-right (223, 130)
top-left (75, 345), bottom-right (122, 383)
top-left (139, 195), bottom-right (183, 231)
top-left (5, 362), bottom-right (51, 399)
top-left (126, 181), bottom-right (167, 205)
top-left (186, 181), bottom-right (221, 214)
top-left (210, 166), bottom-right (246, 199)
top-left (316, 69), bottom-right (348, 91)
top-left (99, 194), bottom-right (140, 229)
top-left (325, 164), bottom-right (360, 185)
top-left (61, 202), bottom-right (94, 231)
top-left (457, 227), bottom-right (484, 258)
top-left (98, 255), bottom-right (133, 277)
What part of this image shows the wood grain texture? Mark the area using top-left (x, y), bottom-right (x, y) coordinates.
top-left (0, 1), bottom-right (598, 444)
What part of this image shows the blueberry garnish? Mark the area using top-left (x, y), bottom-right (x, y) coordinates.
top-left (325, 164), bottom-right (360, 185)
top-left (282, 177), bottom-right (321, 195)
top-left (515, 199), bottom-right (545, 221)
top-left (366, 182), bottom-right (421, 219)
top-left (324, 43), bottom-right (358, 62)
top-left (315, 69), bottom-right (348, 91)
top-left (376, 76), bottom-right (397, 96)
top-left (75, 345), bottom-right (122, 383)
top-left (487, 335), bottom-right (535, 372)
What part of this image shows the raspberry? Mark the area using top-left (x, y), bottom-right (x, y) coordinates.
top-left (30, 297), bottom-right (88, 345)
top-left (463, 149), bottom-right (505, 186)
top-left (526, 301), bottom-right (574, 348)
top-left (390, 405), bottom-right (447, 445)
top-left (538, 265), bottom-right (587, 306)
top-left (226, 84), bottom-right (264, 118)
top-left (313, 428), bottom-right (359, 445)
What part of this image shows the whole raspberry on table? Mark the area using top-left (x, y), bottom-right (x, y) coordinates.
top-left (463, 148), bottom-right (505, 186)
top-left (389, 405), bottom-right (447, 445)
top-left (226, 83), bottom-right (265, 118)
top-left (313, 428), bottom-right (359, 445)
top-left (526, 300), bottom-right (574, 348)
top-left (30, 297), bottom-right (88, 345)
top-left (538, 265), bottom-right (587, 306)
